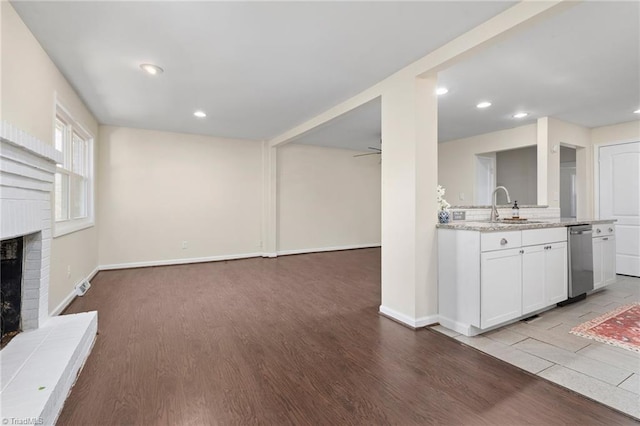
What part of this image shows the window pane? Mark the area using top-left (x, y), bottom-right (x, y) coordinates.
top-left (55, 172), bottom-right (69, 221)
top-left (55, 119), bottom-right (65, 153)
top-left (70, 175), bottom-right (87, 219)
top-left (72, 133), bottom-right (86, 176)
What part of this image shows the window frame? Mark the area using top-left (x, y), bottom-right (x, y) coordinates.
top-left (53, 103), bottom-right (95, 238)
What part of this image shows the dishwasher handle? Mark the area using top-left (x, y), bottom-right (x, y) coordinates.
top-left (570, 229), bottom-right (593, 235)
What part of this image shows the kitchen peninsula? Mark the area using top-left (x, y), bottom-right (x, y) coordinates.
top-left (437, 216), bottom-right (616, 336)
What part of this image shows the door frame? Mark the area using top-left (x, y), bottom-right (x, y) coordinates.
top-left (475, 154), bottom-right (496, 205)
top-left (593, 138), bottom-right (639, 218)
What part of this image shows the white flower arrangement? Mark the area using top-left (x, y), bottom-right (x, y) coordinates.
top-left (437, 185), bottom-right (450, 211)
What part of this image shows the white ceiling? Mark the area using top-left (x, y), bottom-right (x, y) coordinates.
top-left (11, 0), bottom-right (514, 141)
top-left (292, 0), bottom-right (640, 149)
top-left (437, 0), bottom-right (640, 142)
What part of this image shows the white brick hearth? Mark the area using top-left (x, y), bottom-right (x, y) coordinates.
top-left (1, 122), bottom-right (97, 425)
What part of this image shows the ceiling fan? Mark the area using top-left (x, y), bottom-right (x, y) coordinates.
top-left (353, 139), bottom-right (382, 157)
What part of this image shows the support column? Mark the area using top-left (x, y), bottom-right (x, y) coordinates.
top-left (262, 141), bottom-right (277, 257)
top-left (537, 117), bottom-right (549, 205)
top-left (379, 74), bottom-right (439, 327)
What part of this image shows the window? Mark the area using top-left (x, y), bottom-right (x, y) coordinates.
top-left (54, 105), bottom-right (94, 237)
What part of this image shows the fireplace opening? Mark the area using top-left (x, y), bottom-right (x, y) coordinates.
top-left (1, 237), bottom-right (24, 349)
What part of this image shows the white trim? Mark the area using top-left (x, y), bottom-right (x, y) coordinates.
top-left (379, 305), bottom-right (438, 329)
top-left (437, 316), bottom-right (480, 337)
top-left (53, 218), bottom-right (94, 238)
top-left (262, 252), bottom-right (278, 258)
top-left (277, 243), bottom-right (381, 256)
top-left (99, 252), bottom-right (263, 271)
top-left (593, 139), bottom-right (639, 219)
top-left (49, 266), bottom-right (99, 316)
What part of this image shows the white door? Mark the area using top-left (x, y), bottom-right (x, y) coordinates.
top-left (475, 155), bottom-right (495, 205)
top-left (599, 142), bottom-right (640, 277)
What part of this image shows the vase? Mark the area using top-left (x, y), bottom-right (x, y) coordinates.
top-left (438, 210), bottom-right (450, 224)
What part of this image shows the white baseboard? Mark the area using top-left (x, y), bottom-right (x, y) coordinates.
top-left (50, 266), bottom-right (99, 316)
top-left (277, 243), bottom-right (381, 256)
top-left (262, 252), bottom-right (278, 258)
top-left (379, 305), bottom-right (438, 329)
top-left (99, 252), bottom-right (263, 271)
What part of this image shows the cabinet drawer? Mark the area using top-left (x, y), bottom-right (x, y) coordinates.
top-left (522, 227), bottom-right (567, 246)
top-left (593, 223), bottom-right (615, 237)
top-left (481, 231), bottom-right (522, 252)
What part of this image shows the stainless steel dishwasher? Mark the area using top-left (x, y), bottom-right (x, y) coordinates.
top-left (565, 224), bottom-right (594, 303)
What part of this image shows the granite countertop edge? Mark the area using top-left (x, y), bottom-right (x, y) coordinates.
top-left (437, 218), bottom-right (616, 232)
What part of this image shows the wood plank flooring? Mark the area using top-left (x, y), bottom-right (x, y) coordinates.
top-left (59, 248), bottom-right (635, 425)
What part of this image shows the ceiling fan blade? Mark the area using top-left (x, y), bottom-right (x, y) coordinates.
top-left (353, 152), bottom-right (382, 157)
top-left (367, 147), bottom-right (382, 151)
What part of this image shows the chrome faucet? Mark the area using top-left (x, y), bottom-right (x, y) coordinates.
top-left (490, 186), bottom-right (511, 222)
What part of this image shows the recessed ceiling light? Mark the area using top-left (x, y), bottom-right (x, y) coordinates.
top-left (140, 64), bottom-right (163, 75)
top-left (476, 101), bottom-right (492, 109)
top-left (512, 112), bottom-right (528, 119)
top-left (194, 110), bottom-right (207, 118)
top-left (436, 87), bottom-right (449, 96)
top-left (634, 109), bottom-right (640, 114)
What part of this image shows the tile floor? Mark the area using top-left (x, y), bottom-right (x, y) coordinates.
top-left (431, 275), bottom-right (640, 419)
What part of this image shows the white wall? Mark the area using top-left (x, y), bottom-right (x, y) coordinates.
top-left (545, 117), bottom-right (591, 214)
top-left (1, 2), bottom-right (99, 313)
top-left (277, 143), bottom-right (381, 252)
top-left (98, 126), bottom-right (263, 267)
top-left (438, 124), bottom-right (537, 205)
top-left (496, 146), bottom-right (537, 205)
top-left (591, 120), bottom-right (640, 146)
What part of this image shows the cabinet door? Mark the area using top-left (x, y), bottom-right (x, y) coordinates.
top-left (603, 236), bottom-right (617, 286)
top-left (593, 237), bottom-right (604, 290)
top-left (522, 245), bottom-right (546, 315)
top-left (481, 248), bottom-right (522, 329)
top-left (545, 242), bottom-right (568, 304)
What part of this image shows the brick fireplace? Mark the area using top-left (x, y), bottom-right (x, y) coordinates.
top-left (0, 122), bottom-right (97, 424)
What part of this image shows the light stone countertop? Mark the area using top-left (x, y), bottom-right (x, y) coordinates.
top-left (437, 218), bottom-right (616, 232)
top-left (450, 205), bottom-right (549, 209)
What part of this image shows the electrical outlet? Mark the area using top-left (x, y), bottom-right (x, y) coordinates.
top-left (67, 265), bottom-right (71, 278)
top-left (459, 192), bottom-right (465, 201)
top-left (182, 241), bottom-right (188, 250)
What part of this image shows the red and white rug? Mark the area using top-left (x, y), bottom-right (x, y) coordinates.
top-left (570, 302), bottom-right (640, 353)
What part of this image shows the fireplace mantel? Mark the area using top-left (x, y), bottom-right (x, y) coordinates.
top-left (0, 121), bottom-right (97, 424)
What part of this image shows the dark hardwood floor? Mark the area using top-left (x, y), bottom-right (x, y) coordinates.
top-left (59, 248), bottom-right (634, 425)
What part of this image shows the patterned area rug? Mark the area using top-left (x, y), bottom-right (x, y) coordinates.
top-left (570, 302), bottom-right (640, 353)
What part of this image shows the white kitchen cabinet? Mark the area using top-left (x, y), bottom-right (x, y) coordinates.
top-left (439, 226), bottom-right (568, 336)
top-left (522, 245), bottom-right (546, 315)
top-left (545, 242), bottom-right (568, 304)
top-left (593, 235), bottom-right (616, 290)
top-left (521, 242), bottom-right (568, 315)
top-left (480, 248), bottom-right (522, 329)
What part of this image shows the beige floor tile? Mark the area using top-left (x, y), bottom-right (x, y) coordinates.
top-left (483, 328), bottom-right (528, 346)
top-left (619, 374), bottom-right (640, 394)
top-left (492, 347), bottom-right (554, 374)
top-left (514, 338), bottom-right (633, 385)
top-left (506, 322), bottom-right (591, 353)
top-left (576, 343), bottom-right (640, 374)
top-left (539, 365), bottom-right (640, 418)
top-left (430, 325), bottom-right (460, 338)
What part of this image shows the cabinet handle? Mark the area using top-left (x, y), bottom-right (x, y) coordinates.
top-left (609, 227), bottom-right (613, 232)
top-left (500, 238), bottom-right (508, 245)
top-left (596, 228), bottom-right (601, 234)
top-left (603, 237), bottom-right (609, 241)
top-left (519, 249), bottom-right (524, 254)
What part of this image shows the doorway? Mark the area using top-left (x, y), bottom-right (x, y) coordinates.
top-left (560, 146), bottom-right (577, 218)
top-left (475, 155), bottom-right (495, 205)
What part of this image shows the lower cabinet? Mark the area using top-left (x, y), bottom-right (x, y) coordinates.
top-left (480, 240), bottom-right (568, 329)
top-left (480, 248), bottom-right (522, 329)
top-left (438, 226), bottom-right (571, 336)
top-left (594, 235), bottom-right (616, 290)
